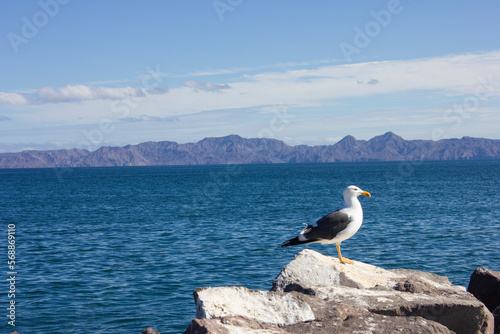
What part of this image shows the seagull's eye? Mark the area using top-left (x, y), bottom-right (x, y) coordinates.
top-left (354, 188), bottom-right (358, 191)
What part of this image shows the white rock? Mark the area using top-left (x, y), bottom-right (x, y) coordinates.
top-left (272, 249), bottom-right (467, 295)
top-left (194, 286), bottom-right (315, 326)
top-left (186, 249), bottom-right (494, 334)
top-left (273, 249), bottom-right (398, 290)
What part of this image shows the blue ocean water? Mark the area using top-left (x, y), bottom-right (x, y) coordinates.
top-left (1, 161), bottom-right (499, 333)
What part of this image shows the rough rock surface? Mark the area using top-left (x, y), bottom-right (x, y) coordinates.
top-left (468, 267), bottom-right (500, 334)
top-left (140, 327), bottom-right (160, 334)
top-left (184, 249), bottom-right (494, 334)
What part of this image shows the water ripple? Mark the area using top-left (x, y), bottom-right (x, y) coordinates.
top-left (0, 161), bottom-right (499, 333)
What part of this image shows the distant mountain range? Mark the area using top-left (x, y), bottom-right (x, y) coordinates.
top-left (1, 132), bottom-right (499, 169)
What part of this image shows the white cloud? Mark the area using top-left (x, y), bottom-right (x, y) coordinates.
top-left (0, 84), bottom-right (171, 106)
top-left (186, 59), bottom-right (333, 77)
top-left (145, 87), bottom-right (169, 95)
top-left (3, 51), bottom-right (499, 111)
top-left (1, 50), bottom-right (499, 148)
top-left (120, 114), bottom-right (179, 122)
top-left (37, 84), bottom-right (144, 103)
top-left (245, 52), bottom-right (500, 99)
top-left (100, 51), bottom-right (500, 126)
top-left (357, 78), bottom-right (380, 85)
top-left (0, 92), bottom-right (30, 105)
top-left (184, 80), bottom-right (231, 92)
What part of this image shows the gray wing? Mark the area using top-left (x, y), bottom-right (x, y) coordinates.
top-left (301, 210), bottom-right (351, 241)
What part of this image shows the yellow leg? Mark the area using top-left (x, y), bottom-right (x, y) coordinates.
top-left (336, 244), bottom-right (353, 265)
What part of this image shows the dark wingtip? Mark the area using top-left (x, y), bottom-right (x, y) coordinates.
top-left (281, 236), bottom-right (300, 248)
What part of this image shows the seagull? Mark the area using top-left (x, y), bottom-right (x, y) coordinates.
top-left (281, 185), bottom-right (371, 264)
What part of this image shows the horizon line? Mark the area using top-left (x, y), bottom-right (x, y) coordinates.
top-left (1, 131), bottom-right (498, 155)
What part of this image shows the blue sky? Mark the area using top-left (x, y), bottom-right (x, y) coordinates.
top-left (1, 0), bottom-right (500, 152)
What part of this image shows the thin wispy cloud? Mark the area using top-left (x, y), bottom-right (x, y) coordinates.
top-left (357, 78), bottom-right (380, 85)
top-left (37, 85), bottom-right (144, 103)
top-left (186, 59), bottom-right (334, 77)
top-left (3, 51), bottom-right (498, 111)
top-left (184, 80), bottom-right (231, 92)
top-left (1, 51), bottom-right (499, 150)
top-left (145, 87), bottom-right (169, 95)
top-left (120, 114), bottom-right (179, 122)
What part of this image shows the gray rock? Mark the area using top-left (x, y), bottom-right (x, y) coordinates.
top-left (185, 317), bottom-right (289, 334)
top-left (494, 306), bottom-right (500, 334)
top-left (184, 313), bottom-right (454, 334)
top-left (185, 249), bottom-right (494, 334)
top-left (468, 267), bottom-right (500, 334)
top-left (140, 327), bottom-right (159, 334)
top-left (468, 267), bottom-right (500, 311)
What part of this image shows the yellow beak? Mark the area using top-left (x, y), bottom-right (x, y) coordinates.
top-left (361, 191), bottom-right (371, 197)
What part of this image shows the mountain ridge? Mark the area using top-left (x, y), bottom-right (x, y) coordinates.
top-left (1, 132), bottom-right (499, 169)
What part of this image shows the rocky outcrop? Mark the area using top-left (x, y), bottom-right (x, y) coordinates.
top-left (184, 249), bottom-right (494, 334)
top-left (1, 133), bottom-right (499, 168)
top-left (468, 268), bottom-right (500, 334)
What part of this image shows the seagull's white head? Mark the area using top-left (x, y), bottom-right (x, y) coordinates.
top-left (344, 185), bottom-right (371, 198)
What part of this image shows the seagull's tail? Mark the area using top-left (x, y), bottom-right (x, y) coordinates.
top-left (281, 236), bottom-right (309, 247)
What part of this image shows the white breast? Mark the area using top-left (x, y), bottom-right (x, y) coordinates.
top-left (319, 207), bottom-right (363, 245)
